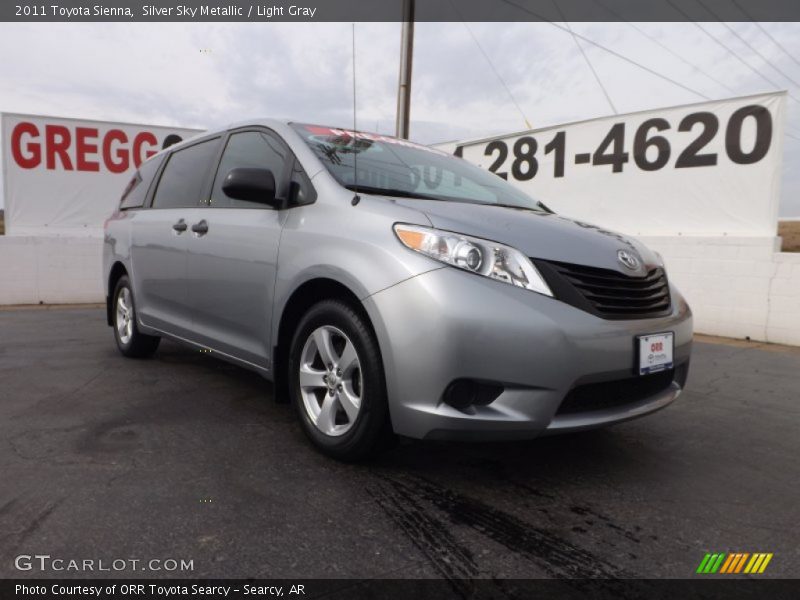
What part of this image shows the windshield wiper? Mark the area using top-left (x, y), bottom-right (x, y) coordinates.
top-left (485, 202), bottom-right (549, 213)
top-left (344, 184), bottom-right (442, 201)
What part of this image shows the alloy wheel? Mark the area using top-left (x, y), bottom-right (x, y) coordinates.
top-left (115, 287), bottom-right (134, 345)
top-left (298, 325), bottom-right (363, 436)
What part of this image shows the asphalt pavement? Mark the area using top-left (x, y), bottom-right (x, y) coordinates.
top-left (1, 306), bottom-right (798, 580)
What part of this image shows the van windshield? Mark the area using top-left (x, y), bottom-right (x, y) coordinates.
top-left (291, 123), bottom-right (549, 212)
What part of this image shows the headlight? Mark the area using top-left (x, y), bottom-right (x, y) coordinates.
top-left (393, 223), bottom-right (552, 297)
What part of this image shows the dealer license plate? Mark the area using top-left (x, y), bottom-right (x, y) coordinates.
top-left (637, 332), bottom-right (674, 375)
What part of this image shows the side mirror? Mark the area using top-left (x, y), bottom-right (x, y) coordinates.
top-left (221, 168), bottom-right (278, 206)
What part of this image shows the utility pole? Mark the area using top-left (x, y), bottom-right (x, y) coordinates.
top-left (395, 0), bottom-right (415, 139)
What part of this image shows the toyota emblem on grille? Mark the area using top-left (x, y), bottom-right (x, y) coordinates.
top-left (617, 249), bottom-right (641, 270)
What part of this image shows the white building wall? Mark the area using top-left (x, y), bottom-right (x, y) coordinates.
top-left (1, 234), bottom-right (799, 346)
top-left (639, 235), bottom-right (800, 345)
top-left (0, 235), bottom-right (103, 305)
top-left (766, 252), bottom-right (800, 345)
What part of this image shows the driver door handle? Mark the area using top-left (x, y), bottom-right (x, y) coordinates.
top-left (172, 219), bottom-right (187, 232)
top-left (191, 220), bottom-right (209, 235)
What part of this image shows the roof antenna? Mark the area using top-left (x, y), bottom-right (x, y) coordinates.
top-left (351, 23), bottom-right (361, 207)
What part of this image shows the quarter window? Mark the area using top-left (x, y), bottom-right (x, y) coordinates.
top-left (119, 154), bottom-right (165, 209)
top-left (290, 159), bottom-right (317, 206)
top-left (152, 138), bottom-right (220, 209)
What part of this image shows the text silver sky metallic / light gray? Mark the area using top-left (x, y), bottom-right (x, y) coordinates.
top-left (102, 119), bottom-right (692, 460)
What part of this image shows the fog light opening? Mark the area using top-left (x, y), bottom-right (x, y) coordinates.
top-left (443, 379), bottom-right (504, 411)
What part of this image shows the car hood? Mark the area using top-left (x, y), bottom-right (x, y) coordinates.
top-left (392, 199), bottom-right (661, 275)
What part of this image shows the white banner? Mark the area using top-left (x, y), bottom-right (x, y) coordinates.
top-left (437, 92), bottom-right (786, 237)
top-left (1, 113), bottom-right (202, 236)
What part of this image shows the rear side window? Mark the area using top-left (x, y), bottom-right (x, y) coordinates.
top-left (119, 154), bottom-right (164, 210)
top-left (152, 138), bottom-right (221, 209)
top-left (209, 131), bottom-right (292, 208)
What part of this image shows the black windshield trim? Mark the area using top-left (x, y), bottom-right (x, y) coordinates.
top-left (343, 184), bottom-right (443, 201)
top-left (346, 185), bottom-right (550, 211)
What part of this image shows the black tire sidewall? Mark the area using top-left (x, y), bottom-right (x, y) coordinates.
top-left (288, 300), bottom-right (389, 460)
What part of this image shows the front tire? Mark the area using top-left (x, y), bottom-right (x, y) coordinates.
top-left (288, 300), bottom-right (391, 461)
top-left (112, 275), bottom-right (160, 358)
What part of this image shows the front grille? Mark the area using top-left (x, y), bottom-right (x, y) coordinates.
top-left (556, 369), bottom-right (675, 415)
top-left (534, 259), bottom-right (671, 320)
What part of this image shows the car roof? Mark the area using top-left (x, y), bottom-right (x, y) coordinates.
top-left (142, 118), bottom-right (440, 168)
top-left (136, 118), bottom-right (292, 165)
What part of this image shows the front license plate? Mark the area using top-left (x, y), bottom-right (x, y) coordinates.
top-left (637, 332), bottom-right (674, 375)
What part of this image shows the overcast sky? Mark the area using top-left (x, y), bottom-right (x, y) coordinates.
top-left (0, 21), bottom-right (798, 215)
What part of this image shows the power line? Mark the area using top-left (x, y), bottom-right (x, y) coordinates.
top-left (498, 0), bottom-right (711, 101)
top-left (691, 22), bottom-right (800, 105)
top-left (680, 1), bottom-right (800, 140)
top-left (695, 0), bottom-right (800, 90)
top-left (665, 0), bottom-right (800, 104)
top-left (592, 0), bottom-right (738, 96)
top-left (615, 0), bottom-right (800, 140)
top-left (461, 22), bottom-right (533, 129)
top-left (731, 0), bottom-right (800, 70)
top-left (449, 0), bottom-right (532, 129)
top-left (495, 0), bottom-right (800, 143)
top-left (719, 23), bottom-right (800, 89)
top-left (551, 0), bottom-right (617, 114)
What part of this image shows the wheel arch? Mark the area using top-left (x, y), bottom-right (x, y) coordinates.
top-left (272, 277), bottom-right (379, 403)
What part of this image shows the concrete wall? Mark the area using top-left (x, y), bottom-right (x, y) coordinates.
top-left (0, 235), bottom-right (104, 305)
top-left (640, 235), bottom-right (800, 346)
top-left (1, 234), bottom-right (799, 345)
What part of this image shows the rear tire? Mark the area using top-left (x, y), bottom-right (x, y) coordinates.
top-left (288, 299), bottom-right (392, 461)
top-left (112, 275), bottom-right (160, 358)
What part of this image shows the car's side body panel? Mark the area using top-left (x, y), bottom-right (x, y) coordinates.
top-left (129, 208), bottom-right (192, 337)
top-left (186, 207), bottom-right (285, 369)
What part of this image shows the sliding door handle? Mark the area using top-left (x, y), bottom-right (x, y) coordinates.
top-left (191, 220), bottom-right (209, 235)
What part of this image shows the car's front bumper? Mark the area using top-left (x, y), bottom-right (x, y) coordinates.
top-left (364, 266), bottom-right (692, 441)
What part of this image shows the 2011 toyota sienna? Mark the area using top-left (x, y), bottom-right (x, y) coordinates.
top-left (103, 119), bottom-right (692, 460)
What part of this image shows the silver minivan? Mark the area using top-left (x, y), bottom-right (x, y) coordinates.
top-left (103, 119), bottom-right (692, 460)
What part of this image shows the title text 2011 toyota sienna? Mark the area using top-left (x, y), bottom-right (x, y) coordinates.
top-left (103, 119), bottom-right (692, 460)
